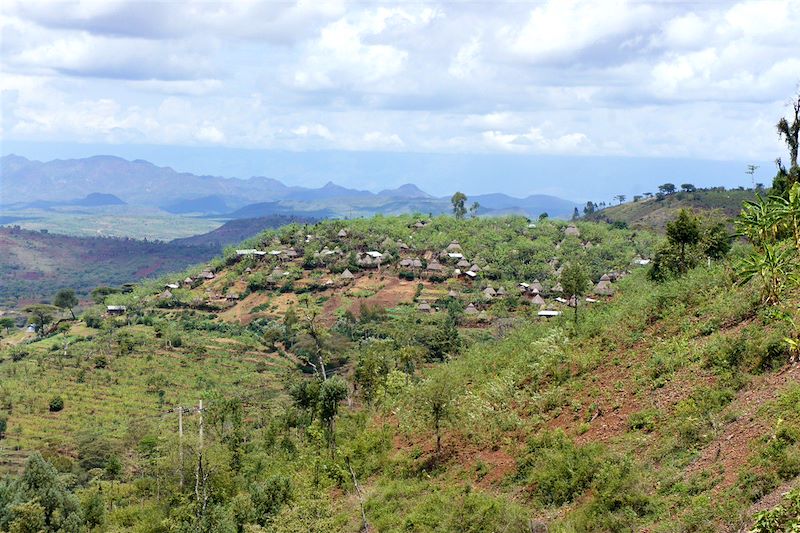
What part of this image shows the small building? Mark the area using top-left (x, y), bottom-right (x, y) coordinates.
top-left (165, 283), bottom-right (180, 290)
top-left (236, 249), bottom-right (267, 256)
top-left (106, 305), bottom-right (127, 315)
top-left (464, 270), bottom-right (477, 279)
top-left (446, 241), bottom-right (462, 252)
top-left (199, 271), bottom-right (215, 280)
top-left (483, 287), bottom-right (496, 299)
top-left (417, 302), bottom-right (432, 313)
top-left (496, 287), bottom-right (507, 296)
top-left (594, 280), bottom-right (614, 296)
top-left (531, 294), bottom-right (546, 306)
top-left (447, 252), bottom-right (465, 260)
top-left (456, 259), bottom-right (471, 269)
top-left (538, 310), bottom-right (561, 318)
top-left (464, 303), bottom-right (479, 315)
top-left (564, 225), bottom-right (581, 237)
top-left (427, 260), bottom-right (444, 272)
top-left (551, 282), bottom-right (563, 293)
top-left (469, 264), bottom-right (481, 273)
top-left (340, 269), bottom-right (355, 281)
top-left (226, 293), bottom-right (240, 301)
top-left (338, 229), bottom-right (348, 238)
top-left (157, 289), bottom-right (173, 300)
top-left (182, 277), bottom-right (195, 288)
top-left (530, 279), bottom-right (543, 293)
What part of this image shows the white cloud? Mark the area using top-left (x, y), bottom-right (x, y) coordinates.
top-left (1, 0), bottom-right (798, 162)
top-left (500, 0), bottom-right (656, 64)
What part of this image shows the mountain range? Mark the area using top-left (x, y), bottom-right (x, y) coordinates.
top-left (0, 154), bottom-right (578, 219)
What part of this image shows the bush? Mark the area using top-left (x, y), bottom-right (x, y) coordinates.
top-left (49, 396), bottom-right (64, 412)
top-left (515, 430), bottom-right (601, 506)
top-left (628, 409), bottom-right (659, 432)
top-left (0, 415), bottom-right (7, 439)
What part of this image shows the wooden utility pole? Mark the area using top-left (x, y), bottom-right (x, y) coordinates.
top-left (195, 400), bottom-right (204, 518)
top-left (178, 406), bottom-right (184, 490)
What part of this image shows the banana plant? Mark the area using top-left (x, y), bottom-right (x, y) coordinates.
top-left (771, 182), bottom-right (800, 251)
top-left (736, 193), bottom-right (782, 249)
top-left (737, 241), bottom-right (799, 304)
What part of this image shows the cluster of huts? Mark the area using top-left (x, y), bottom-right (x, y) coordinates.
top-left (146, 221), bottom-right (644, 319)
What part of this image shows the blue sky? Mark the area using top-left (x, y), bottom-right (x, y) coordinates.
top-left (1, 1), bottom-right (798, 201)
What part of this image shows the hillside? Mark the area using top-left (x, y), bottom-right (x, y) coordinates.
top-left (0, 227), bottom-right (216, 305)
top-left (1, 211), bottom-right (799, 532)
top-left (171, 215), bottom-right (319, 249)
top-left (587, 188), bottom-right (757, 230)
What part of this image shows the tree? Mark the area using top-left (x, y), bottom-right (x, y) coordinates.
top-left (451, 192), bottom-right (467, 219)
top-left (538, 212), bottom-right (549, 220)
top-left (572, 207), bottom-right (580, 220)
top-left (633, 195), bottom-right (642, 202)
top-left (54, 289), bottom-right (78, 320)
top-left (583, 201), bottom-right (595, 215)
top-left (614, 194), bottom-right (626, 205)
top-left (0, 317), bottom-right (14, 335)
top-left (776, 92), bottom-right (799, 171)
top-left (681, 183), bottom-right (696, 193)
top-left (318, 376), bottom-right (348, 457)
top-left (560, 263), bottom-right (590, 324)
top-left (417, 368), bottom-right (459, 463)
top-left (658, 183), bottom-right (676, 195)
top-left (666, 209), bottom-right (700, 272)
top-left (90, 286), bottom-right (118, 304)
top-left (23, 304), bottom-right (59, 337)
top-left (469, 201), bottom-right (480, 218)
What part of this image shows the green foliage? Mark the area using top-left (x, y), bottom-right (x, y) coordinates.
top-left (516, 430), bottom-right (602, 506)
top-left (48, 396), bottom-right (64, 412)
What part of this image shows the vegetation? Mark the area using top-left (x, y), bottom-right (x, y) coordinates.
top-left (2, 96), bottom-right (800, 530)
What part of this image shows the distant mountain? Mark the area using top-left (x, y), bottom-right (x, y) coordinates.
top-left (171, 214), bottom-right (319, 249)
top-left (71, 193), bottom-right (126, 207)
top-left (225, 202), bottom-right (336, 220)
top-left (0, 154), bottom-right (579, 219)
top-left (4, 192), bottom-right (127, 210)
top-left (162, 195), bottom-right (229, 214)
top-left (378, 183), bottom-right (430, 198)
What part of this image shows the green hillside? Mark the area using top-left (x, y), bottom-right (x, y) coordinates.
top-left (588, 188), bottom-right (758, 231)
top-left (1, 206), bottom-right (799, 532)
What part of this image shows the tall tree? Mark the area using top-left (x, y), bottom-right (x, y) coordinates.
top-left (54, 289), bottom-right (78, 320)
top-left (560, 263), bottom-right (590, 324)
top-left (681, 183), bottom-right (696, 193)
top-left (469, 201), bottom-right (480, 218)
top-left (777, 92), bottom-right (800, 171)
top-left (23, 304), bottom-right (59, 337)
top-left (451, 192), bottom-right (467, 219)
top-left (658, 183), bottom-right (676, 195)
top-left (666, 209), bottom-right (701, 272)
top-left (572, 207), bottom-right (580, 220)
top-left (614, 194), bottom-right (626, 205)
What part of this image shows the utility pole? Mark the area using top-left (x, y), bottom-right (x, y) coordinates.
top-left (178, 406), bottom-right (184, 490)
top-left (746, 164), bottom-right (759, 190)
top-left (195, 400), bottom-right (204, 518)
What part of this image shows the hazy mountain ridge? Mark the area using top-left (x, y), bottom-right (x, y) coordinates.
top-left (0, 154), bottom-right (579, 219)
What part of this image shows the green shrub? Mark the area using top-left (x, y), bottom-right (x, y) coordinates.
top-left (49, 396), bottom-right (64, 412)
top-left (628, 408), bottom-right (659, 432)
top-left (515, 430), bottom-right (601, 506)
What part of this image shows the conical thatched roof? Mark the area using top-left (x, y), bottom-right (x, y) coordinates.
top-left (531, 294), bottom-right (546, 306)
top-left (446, 241), bottom-right (462, 251)
top-left (483, 287), bottom-right (496, 297)
top-left (338, 229), bottom-right (348, 237)
top-left (340, 269), bottom-right (355, 279)
top-left (594, 280), bottom-right (614, 296)
top-left (464, 303), bottom-right (478, 315)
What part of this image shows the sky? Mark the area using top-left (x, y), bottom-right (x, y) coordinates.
top-left (1, 0), bottom-right (798, 200)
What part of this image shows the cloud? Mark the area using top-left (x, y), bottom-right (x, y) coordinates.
top-left (1, 0), bottom-right (798, 163)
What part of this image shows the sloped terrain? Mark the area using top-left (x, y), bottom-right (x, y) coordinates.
top-left (0, 214), bottom-right (798, 532)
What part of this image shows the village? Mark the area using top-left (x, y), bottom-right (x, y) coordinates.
top-left (118, 218), bottom-right (653, 329)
